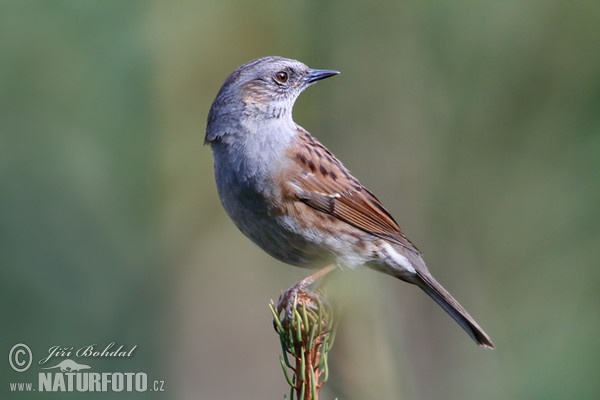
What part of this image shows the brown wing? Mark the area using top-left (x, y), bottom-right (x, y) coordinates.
top-left (282, 126), bottom-right (420, 254)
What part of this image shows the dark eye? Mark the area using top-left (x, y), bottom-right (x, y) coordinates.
top-left (275, 71), bottom-right (289, 83)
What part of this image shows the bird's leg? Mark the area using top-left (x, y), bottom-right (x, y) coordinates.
top-left (277, 264), bottom-right (337, 315)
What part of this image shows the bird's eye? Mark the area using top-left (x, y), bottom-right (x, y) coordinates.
top-left (275, 71), bottom-right (289, 84)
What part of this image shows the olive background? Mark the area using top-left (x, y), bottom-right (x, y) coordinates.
top-left (2, 1), bottom-right (599, 399)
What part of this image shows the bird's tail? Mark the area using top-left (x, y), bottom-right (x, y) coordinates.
top-left (414, 270), bottom-right (494, 349)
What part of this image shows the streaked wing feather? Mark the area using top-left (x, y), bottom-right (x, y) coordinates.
top-left (298, 174), bottom-right (418, 252)
top-left (286, 126), bottom-right (419, 254)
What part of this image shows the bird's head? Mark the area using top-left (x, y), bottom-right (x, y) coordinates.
top-left (206, 56), bottom-right (339, 144)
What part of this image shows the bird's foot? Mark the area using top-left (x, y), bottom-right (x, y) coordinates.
top-left (276, 264), bottom-right (337, 317)
top-left (276, 281), bottom-right (321, 317)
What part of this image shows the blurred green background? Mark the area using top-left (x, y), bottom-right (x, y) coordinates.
top-left (2, 1), bottom-right (599, 399)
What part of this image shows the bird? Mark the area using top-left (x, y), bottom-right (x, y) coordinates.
top-left (205, 56), bottom-right (494, 348)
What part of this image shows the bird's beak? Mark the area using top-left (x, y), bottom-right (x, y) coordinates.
top-left (305, 68), bottom-right (340, 84)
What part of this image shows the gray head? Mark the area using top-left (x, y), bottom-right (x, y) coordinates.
top-left (205, 56), bottom-right (339, 144)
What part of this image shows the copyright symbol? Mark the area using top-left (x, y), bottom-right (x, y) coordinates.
top-left (9, 343), bottom-right (32, 372)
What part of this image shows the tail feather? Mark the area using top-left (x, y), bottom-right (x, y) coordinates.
top-left (415, 271), bottom-right (494, 349)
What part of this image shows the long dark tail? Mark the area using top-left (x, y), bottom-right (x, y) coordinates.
top-left (415, 270), bottom-right (494, 348)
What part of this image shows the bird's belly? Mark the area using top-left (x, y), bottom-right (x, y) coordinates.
top-left (218, 180), bottom-right (334, 268)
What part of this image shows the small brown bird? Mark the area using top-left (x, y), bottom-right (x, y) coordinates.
top-left (205, 56), bottom-right (493, 348)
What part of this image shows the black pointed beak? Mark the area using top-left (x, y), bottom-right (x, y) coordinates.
top-left (304, 68), bottom-right (340, 84)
